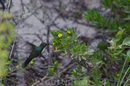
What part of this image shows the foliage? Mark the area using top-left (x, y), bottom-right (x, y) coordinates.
top-left (50, 0), bottom-right (130, 85)
top-left (51, 28), bottom-right (130, 85)
top-left (85, 9), bottom-right (118, 30)
top-left (85, 0), bottom-right (130, 32)
top-left (0, 10), bottom-right (15, 85)
top-left (83, 0), bottom-right (130, 85)
top-left (51, 28), bottom-right (93, 61)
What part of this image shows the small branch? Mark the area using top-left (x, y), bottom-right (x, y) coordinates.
top-left (31, 73), bottom-right (48, 86)
top-left (0, 0), bottom-right (5, 11)
top-left (19, 0), bottom-right (25, 26)
top-left (49, 0), bottom-right (71, 26)
top-left (8, 41), bottom-right (16, 60)
top-left (20, 1), bottom-right (43, 24)
top-left (59, 63), bottom-right (75, 75)
top-left (8, 0), bottom-right (12, 12)
top-left (2, 66), bottom-right (22, 78)
top-left (16, 6), bottom-right (43, 25)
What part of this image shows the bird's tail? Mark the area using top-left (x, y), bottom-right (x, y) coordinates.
top-left (22, 58), bottom-right (32, 68)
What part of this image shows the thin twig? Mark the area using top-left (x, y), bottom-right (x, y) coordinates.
top-left (8, 41), bottom-right (16, 60)
top-left (19, 0), bottom-right (25, 26)
top-left (50, 0), bottom-right (71, 26)
top-left (0, 0), bottom-right (5, 11)
top-left (20, 1), bottom-right (43, 24)
top-left (8, 0), bottom-right (12, 12)
top-left (31, 73), bottom-right (48, 86)
top-left (15, 6), bottom-right (43, 25)
top-left (59, 62), bottom-right (75, 75)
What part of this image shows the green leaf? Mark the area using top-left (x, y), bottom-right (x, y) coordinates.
top-left (116, 30), bottom-right (123, 39)
top-left (29, 60), bottom-right (34, 66)
top-left (11, 1), bottom-right (14, 8)
top-left (118, 27), bottom-right (122, 30)
top-left (123, 17), bottom-right (130, 20)
top-left (35, 4), bottom-right (37, 7)
top-left (98, 42), bottom-right (105, 51)
top-left (107, 38), bottom-right (119, 46)
top-left (127, 50), bottom-right (130, 58)
top-left (122, 37), bottom-right (130, 46)
top-left (82, 56), bottom-right (86, 60)
top-left (5, 60), bottom-right (13, 66)
top-left (123, 10), bottom-right (130, 13)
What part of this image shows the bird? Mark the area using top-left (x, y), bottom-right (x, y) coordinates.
top-left (22, 42), bottom-right (48, 68)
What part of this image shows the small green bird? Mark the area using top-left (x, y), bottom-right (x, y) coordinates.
top-left (22, 42), bottom-right (48, 68)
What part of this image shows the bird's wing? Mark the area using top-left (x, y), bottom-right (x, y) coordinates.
top-left (22, 49), bottom-right (39, 68)
top-left (26, 41), bottom-right (36, 49)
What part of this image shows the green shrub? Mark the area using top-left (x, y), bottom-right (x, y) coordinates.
top-left (50, 0), bottom-right (130, 85)
top-left (0, 10), bottom-right (15, 85)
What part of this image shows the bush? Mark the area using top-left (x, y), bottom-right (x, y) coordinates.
top-left (50, 0), bottom-right (130, 85)
top-left (0, 10), bottom-right (15, 85)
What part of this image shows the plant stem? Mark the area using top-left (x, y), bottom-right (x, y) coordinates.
top-left (117, 56), bottom-right (128, 86)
